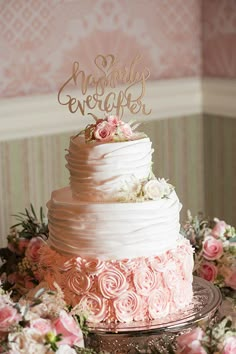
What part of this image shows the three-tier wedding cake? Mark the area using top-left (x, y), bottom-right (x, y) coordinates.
top-left (38, 116), bottom-right (194, 324)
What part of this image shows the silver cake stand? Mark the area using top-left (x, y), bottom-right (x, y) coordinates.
top-left (85, 277), bottom-right (222, 353)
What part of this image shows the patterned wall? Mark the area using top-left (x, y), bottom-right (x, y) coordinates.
top-left (0, 0), bottom-right (202, 97)
top-left (203, 0), bottom-right (236, 78)
top-left (0, 116), bottom-right (205, 246)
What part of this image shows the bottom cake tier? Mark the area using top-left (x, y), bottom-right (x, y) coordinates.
top-left (38, 238), bottom-right (194, 324)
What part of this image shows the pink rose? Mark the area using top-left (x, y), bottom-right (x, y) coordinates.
top-left (78, 293), bottom-right (107, 323)
top-left (223, 336), bottom-right (236, 354)
top-left (119, 123), bottom-right (133, 138)
top-left (98, 265), bottom-right (127, 298)
top-left (211, 220), bottom-right (227, 238)
top-left (177, 327), bottom-right (206, 354)
top-left (198, 262), bottom-right (218, 282)
top-left (133, 265), bottom-right (158, 296)
top-left (30, 318), bottom-right (53, 335)
top-left (203, 236), bottom-right (223, 260)
top-left (54, 310), bottom-right (84, 347)
top-left (26, 237), bottom-right (45, 263)
top-left (67, 269), bottom-right (91, 295)
top-left (0, 304), bottom-right (21, 331)
top-left (225, 269), bottom-right (236, 290)
top-left (114, 291), bottom-right (143, 323)
top-left (106, 115), bottom-right (121, 126)
top-left (148, 288), bottom-right (170, 319)
top-left (83, 258), bottom-right (105, 275)
top-left (94, 121), bottom-right (115, 141)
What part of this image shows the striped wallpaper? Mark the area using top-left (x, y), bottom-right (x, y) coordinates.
top-left (204, 115), bottom-right (236, 226)
top-left (0, 115), bottom-right (205, 247)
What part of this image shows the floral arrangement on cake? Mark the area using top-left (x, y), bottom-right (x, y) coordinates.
top-left (181, 211), bottom-right (236, 298)
top-left (81, 115), bottom-right (146, 143)
top-left (117, 175), bottom-right (175, 202)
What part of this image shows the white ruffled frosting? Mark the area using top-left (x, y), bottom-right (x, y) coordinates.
top-left (66, 136), bottom-right (153, 201)
top-left (47, 187), bottom-right (182, 260)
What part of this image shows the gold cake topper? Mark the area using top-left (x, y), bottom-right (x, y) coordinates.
top-left (58, 54), bottom-right (152, 119)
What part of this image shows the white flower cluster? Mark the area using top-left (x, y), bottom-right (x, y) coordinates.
top-left (117, 176), bottom-right (174, 202)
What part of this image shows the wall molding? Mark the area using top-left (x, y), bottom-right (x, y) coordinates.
top-left (0, 78), bottom-right (236, 141)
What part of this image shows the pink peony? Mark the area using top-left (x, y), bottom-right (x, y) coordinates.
top-left (211, 220), bottom-right (227, 238)
top-left (78, 293), bottom-right (107, 323)
top-left (114, 291), bottom-right (143, 323)
top-left (203, 236), bottom-right (223, 260)
top-left (198, 262), bottom-right (218, 282)
top-left (119, 123), bottom-right (133, 138)
top-left (94, 121), bottom-right (116, 141)
top-left (177, 327), bottom-right (206, 354)
top-left (0, 304), bottom-right (21, 332)
top-left (223, 336), bottom-right (236, 354)
top-left (30, 318), bottom-right (54, 335)
top-left (106, 115), bottom-right (121, 126)
top-left (225, 269), bottom-right (236, 290)
top-left (25, 237), bottom-right (45, 263)
top-left (54, 310), bottom-right (84, 347)
top-left (98, 265), bottom-right (128, 298)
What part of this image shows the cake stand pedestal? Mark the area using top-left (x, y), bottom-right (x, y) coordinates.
top-left (85, 277), bottom-right (222, 353)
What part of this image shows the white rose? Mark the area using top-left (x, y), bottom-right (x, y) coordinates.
top-left (157, 178), bottom-right (172, 196)
top-left (142, 180), bottom-right (164, 200)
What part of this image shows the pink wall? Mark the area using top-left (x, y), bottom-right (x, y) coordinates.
top-left (0, 0), bottom-right (236, 99)
top-left (0, 0), bottom-right (202, 98)
top-left (203, 0), bottom-right (236, 78)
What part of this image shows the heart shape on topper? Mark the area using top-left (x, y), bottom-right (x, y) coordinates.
top-left (95, 54), bottom-right (116, 75)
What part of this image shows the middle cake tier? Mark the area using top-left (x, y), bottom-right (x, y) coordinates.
top-left (47, 186), bottom-right (182, 260)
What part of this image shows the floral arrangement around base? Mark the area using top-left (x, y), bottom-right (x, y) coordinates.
top-left (0, 207), bottom-right (235, 353)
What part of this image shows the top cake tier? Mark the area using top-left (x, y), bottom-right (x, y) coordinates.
top-left (66, 136), bottom-right (153, 202)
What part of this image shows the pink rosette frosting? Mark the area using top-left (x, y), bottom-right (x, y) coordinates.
top-left (114, 291), bottom-right (143, 323)
top-left (173, 281), bottom-right (193, 310)
top-left (198, 262), bottom-right (218, 282)
top-left (203, 236), bottom-right (223, 260)
top-left (98, 265), bottom-right (128, 299)
top-left (148, 288), bottom-right (170, 319)
top-left (78, 293), bottom-right (107, 323)
top-left (133, 265), bottom-right (158, 296)
top-left (67, 269), bottom-right (91, 295)
top-left (83, 258), bottom-right (105, 276)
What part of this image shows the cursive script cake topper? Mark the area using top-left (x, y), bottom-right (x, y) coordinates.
top-left (57, 54), bottom-right (152, 119)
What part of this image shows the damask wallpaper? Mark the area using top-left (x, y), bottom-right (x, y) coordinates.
top-left (0, 0), bottom-right (202, 97)
top-left (203, 0), bottom-right (236, 78)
